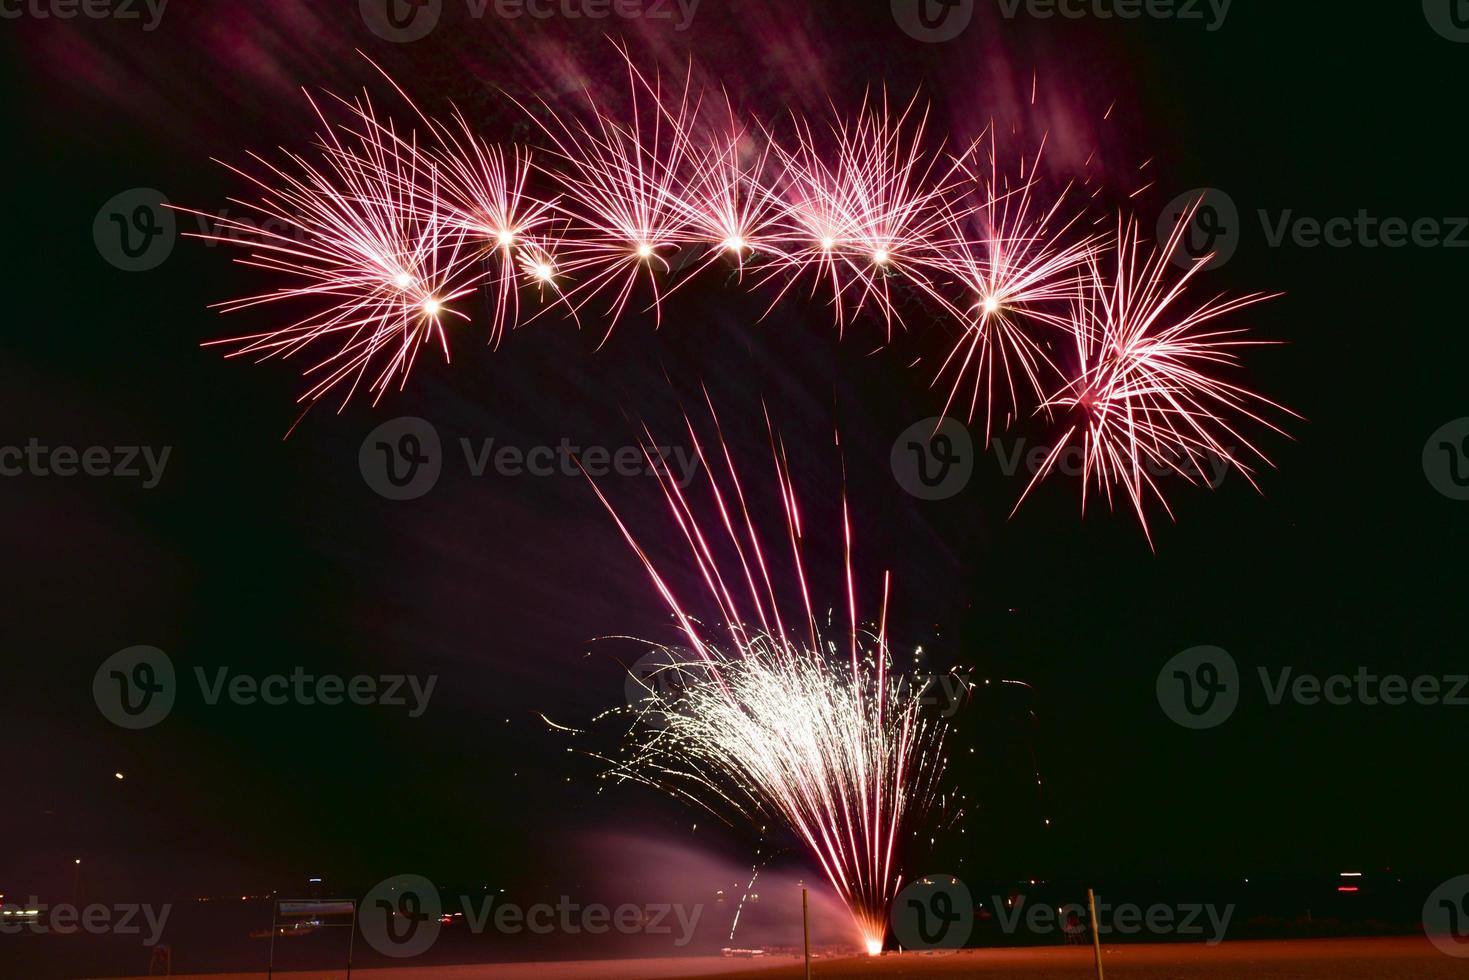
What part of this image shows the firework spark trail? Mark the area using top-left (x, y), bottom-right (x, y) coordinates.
top-left (757, 93), bottom-right (965, 337)
top-left (1014, 205), bottom-right (1296, 545)
top-left (583, 405), bottom-right (947, 953)
top-left (929, 137), bottom-right (1101, 440)
top-left (177, 90), bottom-right (483, 408)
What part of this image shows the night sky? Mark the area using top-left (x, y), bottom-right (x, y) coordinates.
top-left (1, 0), bottom-right (1466, 973)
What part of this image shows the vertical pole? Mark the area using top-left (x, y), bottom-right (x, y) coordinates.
top-left (267, 902), bottom-right (277, 980)
top-left (802, 887), bottom-right (811, 980)
top-left (1087, 888), bottom-right (1104, 980)
top-left (346, 901), bottom-right (356, 980)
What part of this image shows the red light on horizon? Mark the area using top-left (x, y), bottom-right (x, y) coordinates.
top-left (1337, 886), bottom-right (1359, 893)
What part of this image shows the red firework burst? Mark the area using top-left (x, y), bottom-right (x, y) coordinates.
top-left (1015, 205), bottom-right (1296, 545)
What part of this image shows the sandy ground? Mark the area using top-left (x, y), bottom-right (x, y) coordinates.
top-left (108, 936), bottom-right (1467, 980)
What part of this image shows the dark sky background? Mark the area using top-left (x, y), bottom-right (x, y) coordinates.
top-left (1, 0), bottom-right (1466, 973)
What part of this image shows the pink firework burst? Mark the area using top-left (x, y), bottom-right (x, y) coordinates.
top-left (663, 93), bottom-right (783, 280)
top-left (1016, 205), bottom-right (1295, 545)
top-left (419, 112), bottom-right (561, 348)
top-left (527, 55), bottom-right (703, 342)
top-left (929, 137), bottom-right (1100, 440)
top-left (760, 93), bottom-right (961, 337)
top-left (181, 90), bottom-right (483, 408)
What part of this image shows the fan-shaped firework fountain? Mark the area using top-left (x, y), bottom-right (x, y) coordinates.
top-left (579, 407), bottom-right (948, 953)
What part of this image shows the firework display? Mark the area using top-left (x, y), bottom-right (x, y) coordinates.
top-left (580, 408), bottom-right (948, 954)
top-left (182, 60), bottom-right (1296, 937)
top-left (186, 51), bottom-right (1289, 536)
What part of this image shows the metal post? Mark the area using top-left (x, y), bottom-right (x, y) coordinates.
top-left (346, 901), bottom-right (356, 979)
top-left (1087, 888), bottom-right (1104, 980)
top-left (267, 901), bottom-right (278, 980)
top-left (803, 887), bottom-right (811, 980)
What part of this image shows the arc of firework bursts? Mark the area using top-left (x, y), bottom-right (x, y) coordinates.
top-left (572, 401), bottom-right (952, 955)
top-left (182, 52), bottom-right (1294, 537)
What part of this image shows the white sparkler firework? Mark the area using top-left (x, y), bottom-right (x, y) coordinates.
top-left (584, 407), bottom-right (949, 954)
